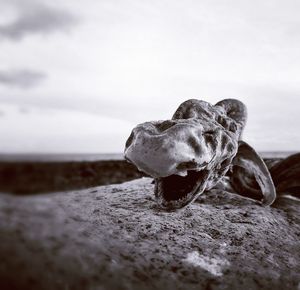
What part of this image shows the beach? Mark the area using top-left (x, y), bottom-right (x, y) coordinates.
top-left (0, 154), bottom-right (143, 194)
top-left (0, 152), bottom-right (295, 194)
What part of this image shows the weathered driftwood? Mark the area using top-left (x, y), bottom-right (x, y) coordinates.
top-left (125, 99), bottom-right (299, 210)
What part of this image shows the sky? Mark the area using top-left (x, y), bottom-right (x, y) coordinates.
top-left (0, 0), bottom-right (299, 153)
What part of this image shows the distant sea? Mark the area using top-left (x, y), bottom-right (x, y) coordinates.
top-left (0, 152), bottom-right (297, 162)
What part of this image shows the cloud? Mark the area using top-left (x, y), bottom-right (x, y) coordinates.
top-left (0, 69), bottom-right (47, 88)
top-left (0, 0), bottom-right (78, 41)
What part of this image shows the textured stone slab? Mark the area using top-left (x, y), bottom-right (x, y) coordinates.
top-left (0, 178), bottom-right (299, 290)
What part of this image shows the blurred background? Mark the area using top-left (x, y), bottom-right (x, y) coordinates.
top-left (1, 0), bottom-right (299, 154)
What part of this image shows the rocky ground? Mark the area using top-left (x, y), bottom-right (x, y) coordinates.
top-left (0, 178), bottom-right (299, 290)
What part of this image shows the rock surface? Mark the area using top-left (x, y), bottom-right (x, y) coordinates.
top-left (0, 178), bottom-right (299, 290)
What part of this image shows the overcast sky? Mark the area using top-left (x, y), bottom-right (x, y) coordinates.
top-left (0, 0), bottom-right (299, 153)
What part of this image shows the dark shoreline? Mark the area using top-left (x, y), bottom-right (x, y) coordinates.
top-left (0, 155), bottom-right (284, 195)
top-left (0, 153), bottom-right (124, 162)
top-left (0, 159), bottom-right (144, 194)
top-left (0, 151), bottom-right (296, 162)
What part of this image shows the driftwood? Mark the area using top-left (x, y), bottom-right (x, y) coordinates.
top-left (125, 99), bottom-right (299, 209)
